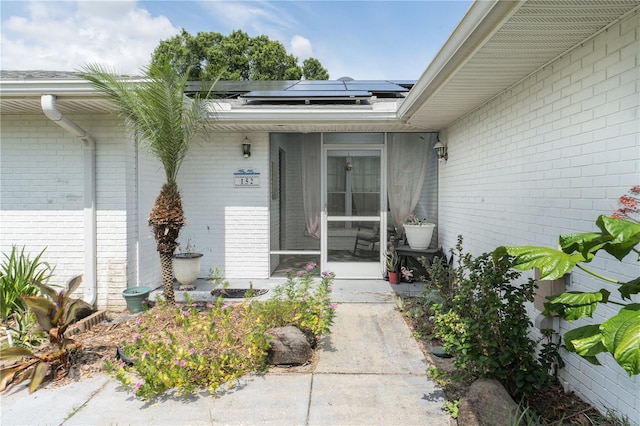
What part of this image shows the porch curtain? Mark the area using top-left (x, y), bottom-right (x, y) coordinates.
top-left (301, 136), bottom-right (321, 239)
top-left (387, 133), bottom-right (435, 232)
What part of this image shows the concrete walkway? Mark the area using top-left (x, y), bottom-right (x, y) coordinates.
top-left (1, 280), bottom-right (450, 425)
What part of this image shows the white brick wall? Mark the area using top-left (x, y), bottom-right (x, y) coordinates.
top-left (1, 114), bottom-right (133, 309)
top-left (137, 132), bottom-right (272, 281)
top-left (439, 12), bottom-right (639, 422)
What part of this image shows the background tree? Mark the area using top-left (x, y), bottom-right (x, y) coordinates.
top-left (303, 58), bottom-right (330, 80)
top-left (151, 29), bottom-right (329, 81)
top-left (80, 64), bottom-right (211, 304)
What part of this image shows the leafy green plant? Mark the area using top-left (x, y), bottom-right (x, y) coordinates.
top-left (0, 276), bottom-right (83, 393)
top-left (106, 263), bottom-right (336, 400)
top-left (443, 399), bottom-right (460, 419)
top-left (0, 246), bottom-right (53, 347)
top-left (252, 263), bottom-right (337, 336)
top-left (384, 248), bottom-right (399, 273)
top-left (432, 238), bottom-right (550, 397)
top-left (496, 214), bottom-right (640, 375)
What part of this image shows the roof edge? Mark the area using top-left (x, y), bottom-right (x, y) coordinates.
top-left (397, 0), bottom-right (522, 124)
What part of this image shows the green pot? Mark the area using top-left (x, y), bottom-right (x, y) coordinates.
top-left (122, 286), bottom-right (151, 313)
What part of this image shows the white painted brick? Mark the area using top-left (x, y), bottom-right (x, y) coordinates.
top-left (439, 13), bottom-right (639, 424)
top-left (1, 114), bottom-right (132, 310)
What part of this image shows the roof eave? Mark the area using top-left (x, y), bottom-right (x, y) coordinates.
top-left (398, 0), bottom-right (522, 124)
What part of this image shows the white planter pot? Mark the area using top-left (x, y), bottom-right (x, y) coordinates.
top-left (403, 223), bottom-right (436, 250)
top-left (173, 253), bottom-right (203, 289)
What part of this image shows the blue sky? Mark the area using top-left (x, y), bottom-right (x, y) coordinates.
top-left (1, 1), bottom-right (471, 80)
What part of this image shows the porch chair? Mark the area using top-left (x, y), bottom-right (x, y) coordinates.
top-left (353, 224), bottom-right (380, 257)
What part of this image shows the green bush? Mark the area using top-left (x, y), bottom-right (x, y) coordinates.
top-left (428, 237), bottom-right (551, 397)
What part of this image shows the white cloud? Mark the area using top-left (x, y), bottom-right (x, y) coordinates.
top-left (289, 35), bottom-right (312, 59)
top-left (0, 1), bottom-right (179, 73)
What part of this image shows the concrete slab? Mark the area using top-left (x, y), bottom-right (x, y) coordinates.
top-left (308, 373), bottom-right (449, 425)
top-left (65, 373), bottom-right (312, 426)
top-left (316, 304), bottom-right (431, 374)
top-left (149, 278), bottom-right (426, 305)
top-left (0, 375), bottom-right (110, 426)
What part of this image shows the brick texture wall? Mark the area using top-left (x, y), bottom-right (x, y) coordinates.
top-left (1, 114), bottom-right (132, 309)
top-left (137, 132), bottom-right (271, 281)
top-left (439, 12), bottom-right (639, 422)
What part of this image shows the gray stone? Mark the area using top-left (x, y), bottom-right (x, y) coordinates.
top-left (458, 378), bottom-right (520, 426)
top-left (71, 298), bottom-right (96, 321)
top-left (266, 326), bottom-right (312, 365)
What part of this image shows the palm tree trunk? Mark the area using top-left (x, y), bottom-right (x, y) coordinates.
top-left (149, 182), bottom-right (185, 305)
top-left (160, 252), bottom-right (176, 304)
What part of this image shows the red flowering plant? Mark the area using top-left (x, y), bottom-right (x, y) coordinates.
top-left (612, 185), bottom-right (640, 223)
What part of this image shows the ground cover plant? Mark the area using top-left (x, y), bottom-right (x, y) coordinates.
top-left (106, 263), bottom-right (336, 400)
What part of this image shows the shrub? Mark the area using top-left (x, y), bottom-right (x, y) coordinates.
top-left (429, 237), bottom-right (550, 397)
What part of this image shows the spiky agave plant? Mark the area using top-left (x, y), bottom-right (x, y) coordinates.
top-left (80, 64), bottom-right (211, 304)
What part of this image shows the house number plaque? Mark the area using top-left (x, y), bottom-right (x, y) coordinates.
top-left (234, 169), bottom-right (261, 188)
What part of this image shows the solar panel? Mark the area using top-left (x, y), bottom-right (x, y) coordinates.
top-left (186, 79), bottom-right (416, 102)
top-left (241, 90), bottom-right (370, 99)
top-left (345, 83), bottom-right (408, 92)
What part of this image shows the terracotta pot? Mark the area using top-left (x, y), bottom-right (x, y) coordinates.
top-left (388, 271), bottom-right (400, 284)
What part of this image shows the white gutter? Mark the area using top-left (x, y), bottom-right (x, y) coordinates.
top-left (41, 94), bottom-right (97, 307)
top-left (398, 0), bottom-right (522, 122)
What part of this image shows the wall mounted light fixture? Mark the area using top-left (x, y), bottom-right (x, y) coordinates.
top-left (434, 137), bottom-right (448, 162)
top-left (242, 137), bottom-right (251, 158)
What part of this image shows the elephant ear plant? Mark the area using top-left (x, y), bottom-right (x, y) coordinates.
top-left (0, 276), bottom-right (83, 393)
top-left (495, 214), bottom-right (640, 376)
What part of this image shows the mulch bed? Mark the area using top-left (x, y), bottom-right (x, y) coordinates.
top-left (211, 288), bottom-right (269, 298)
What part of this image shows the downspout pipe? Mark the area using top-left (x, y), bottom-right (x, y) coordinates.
top-left (41, 94), bottom-right (97, 307)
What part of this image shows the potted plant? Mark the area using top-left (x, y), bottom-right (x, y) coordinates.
top-left (403, 214), bottom-right (436, 250)
top-left (172, 239), bottom-right (203, 290)
top-left (122, 286), bottom-right (151, 313)
top-left (385, 247), bottom-right (400, 284)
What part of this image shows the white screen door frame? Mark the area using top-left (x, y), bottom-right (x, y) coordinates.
top-left (321, 143), bottom-right (387, 278)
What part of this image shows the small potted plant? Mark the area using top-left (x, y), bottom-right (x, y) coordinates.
top-left (385, 247), bottom-right (400, 284)
top-left (172, 239), bottom-right (203, 290)
top-left (403, 214), bottom-right (436, 250)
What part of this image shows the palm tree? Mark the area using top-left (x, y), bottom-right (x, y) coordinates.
top-left (80, 64), bottom-right (210, 304)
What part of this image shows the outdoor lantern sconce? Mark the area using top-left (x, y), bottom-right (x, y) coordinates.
top-left (434, 139), bottom-right (448, 162)
top-left (242, 137), bottom-right (251, 158)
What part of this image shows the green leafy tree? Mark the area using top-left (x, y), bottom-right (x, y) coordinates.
top-left (495, 215), bottom-right (640, 375)
top-left (80, 64), bottom-right (212, 304)
top-left (303, 58), bottom-right (330, 80)
top-left (151, 29), bottom-right (328, 81)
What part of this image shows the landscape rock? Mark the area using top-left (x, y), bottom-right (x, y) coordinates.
top-left (71, 299), bottom-right (96, 321)
top-left (457, 378), bottom-right (520, 426)
top-left (266, 326), bottom-right (312, 366)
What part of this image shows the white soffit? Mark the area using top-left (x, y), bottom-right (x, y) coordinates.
top-left (403, 0), bottom-right (640, 130)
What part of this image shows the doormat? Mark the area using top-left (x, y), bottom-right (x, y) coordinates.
top-left (211, 288), bottom-right (269, 299)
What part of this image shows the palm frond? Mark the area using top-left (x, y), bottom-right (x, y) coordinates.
top-left (78, 63), bottom-right (211, 184)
